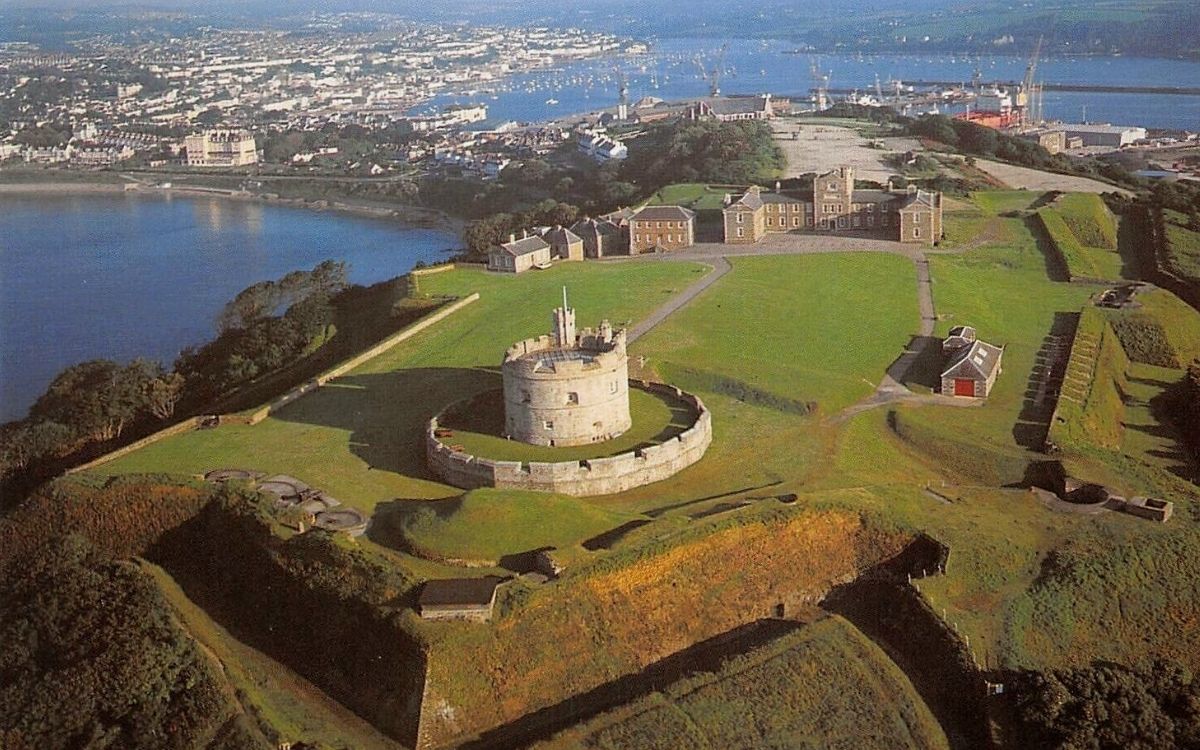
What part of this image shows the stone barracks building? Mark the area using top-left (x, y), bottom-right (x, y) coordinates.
top-left (722, 166), bottom-right (943, 245)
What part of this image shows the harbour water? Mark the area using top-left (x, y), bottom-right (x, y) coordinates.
top-left (0, 192), bottom-right (457, 421)
top-left (426, 38), bottom-right (1200, 131)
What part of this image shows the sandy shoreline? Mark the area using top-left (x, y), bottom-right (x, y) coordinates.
top-left (0, 179), bottom-right (465, 238)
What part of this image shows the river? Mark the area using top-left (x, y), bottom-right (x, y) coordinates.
top-left (422, 38), bottom-right (1200, 131)
top-left (0, 192), bottom-right (458, 422)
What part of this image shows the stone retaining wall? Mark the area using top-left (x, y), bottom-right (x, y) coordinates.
top-left (426, 382), bottom-right (712, 497)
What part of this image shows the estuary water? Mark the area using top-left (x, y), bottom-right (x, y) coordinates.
top-left (426, 38), bottom-right (1200, 131)
top-left (0, 192), bottom-right (457, 421)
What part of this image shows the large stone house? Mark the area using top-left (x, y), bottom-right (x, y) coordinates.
top-left (721, 166), bottom-right (943, 245)
top-left (629, 205), bottom-right (696, 254)
top-left (570, 217), bottom-right (627, 257)
top-left (940, 326), bottom-right (1004, 398)
top-left (487, 234), bottom-right (553, 273)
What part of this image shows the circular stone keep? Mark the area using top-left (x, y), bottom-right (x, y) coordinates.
top-left (501, 302), bottom-right (631, 447)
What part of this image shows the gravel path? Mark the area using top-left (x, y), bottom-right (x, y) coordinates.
top-left (971, 159), bottom-right (1133, 197)
top-left (627, 256), bottom-right (731, 343)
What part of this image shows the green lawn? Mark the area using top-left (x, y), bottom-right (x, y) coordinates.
top-left (438, 386), bottom-right (690, 463)
top-left (96, 261), bottom-right (709, 512)
top-left (646, 182), bottom-right (740, 211)
top-left (389, 489), bottom-right (637, 563)
top-left (637, 252), bottom-right (920, 416)
top-left (534, 613), bottom-right (948, 750)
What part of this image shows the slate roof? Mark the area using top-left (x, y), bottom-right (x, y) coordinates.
top-left (730, 189), bottom-right (763, 211)
top-left (571, 218), bottom-right (622, 241)
top-left (496, 235), bottom-right (551, 256)
top-left (706, 96), bottom-right (771, 116)
top-left (542, 226), bottom-right (582, 246)
top-left (632, 205), bottom-right (696, 222)
top-left (942, 340), bottom-right (1004, 380)
top-left (896, 189), bottom-right (941, 210)
top-left (418, 577), bottom-right (505, 609)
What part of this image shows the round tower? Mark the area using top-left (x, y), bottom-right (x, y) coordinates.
top-left (501, 290), bottom-right (631, 447)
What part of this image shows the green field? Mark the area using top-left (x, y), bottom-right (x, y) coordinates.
top-left (534, 614), bottom-right (948, 750)
top-left (87, 184), bottom-right (1200, 742)
top-left (95, 261), bottom-right (708, 512)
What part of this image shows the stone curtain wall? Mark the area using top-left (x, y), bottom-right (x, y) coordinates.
top-left (427, 383), bottom-right (713, 497)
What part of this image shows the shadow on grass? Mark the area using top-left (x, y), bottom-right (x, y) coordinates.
top-left (1025, 214), bottom-right (1071, 283)
top-left (1115, 210), bottom-right (1143, 280)
top-left (581, 519), bottom-right (652, 551)
top-left (1013, 312), bottom-right (1080, 450)
top-left (890, 335), bottom-right (943, 390)
top-left (367, 496), bottom-right (465, 556)
top-left (270, 366), bottom-right (501, 478)
top-left (457, 618), bottom-right (805, 750)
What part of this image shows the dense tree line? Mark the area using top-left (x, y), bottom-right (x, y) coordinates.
top-left (462, 199), bottom-right (581, 258)
top-left (1010, 660), bottom-right (1200, 748)
top-left (0, 261), bottom-right (347, 504)
top-left (0, 535), bottom-right (267, 750)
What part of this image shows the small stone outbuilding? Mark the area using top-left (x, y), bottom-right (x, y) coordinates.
top-left (487, 234), bottom-right (552, 273)
top-left (941, 337), bottom-right (1004, 398)
top-left (417, 577), bottom-right (506, 622)
top-left (542, 225), bottom-right (584, 261)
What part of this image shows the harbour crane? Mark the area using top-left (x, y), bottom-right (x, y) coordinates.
top-left (614, 66), bottom-right (629, 120)
top-left (810, 59), bottom-right (831, 111)
top-left (1021, 35), bottom-right (1044, 126)
top-left (692, 45), bottom-right (728, 97)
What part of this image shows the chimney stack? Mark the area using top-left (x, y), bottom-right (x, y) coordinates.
top-left (508, 233), bottom-right (516, 243)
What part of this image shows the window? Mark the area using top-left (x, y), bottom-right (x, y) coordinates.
top-left (867, 203), bottom-right (875, 212)
top-left (913, 226), bottom-right (921, 238)
top-left (837, 217), bottom-right (847, 228)
top-left (737, 213), bottom-right (744, 224)
top-left (766, 217), bottom-right (773, 226)
top-left (793, 217), bottom-right (800, 227)
top-left (610, 380), bottom-right (619, 394)
top-left (827, 181), bottom-right (838, 191)
top-left (819, 219), bottom-right (828, 229)
top-left (736, 226), bottom-right (744, 237)
top-left (808, 218), bottom-right (814, 227)
top-left (567, 392), bottom-right (579, 405)
top-left (852, 216), bottom-right (860, 228)
top-left (543, 420), bottom-right (554, 430)
top-left (867, 215), bottom-right (874, 227)
top-left (656, 221), bottom-right (662, 228)
top-left (521, 390), bottom-right (531, 404)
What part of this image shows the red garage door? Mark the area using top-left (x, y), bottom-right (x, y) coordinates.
top-left (954, 379), bottom-right (976, 397)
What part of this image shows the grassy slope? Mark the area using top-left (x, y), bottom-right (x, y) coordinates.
top-left (1056, 193), bottom-right (1117, 249)
top-left (533, 614), bottom-right (948, 750)
top-left (143, 561), bottom-right (404, 750)
top-left (1163, 209), bottom-right (1200, 287)
top-left (1036, 206), bottom-right (1123, 281)
top-left (396, 489), bottom-right (636, 563)
top-left (94, 261), bottom-right (707, 512)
